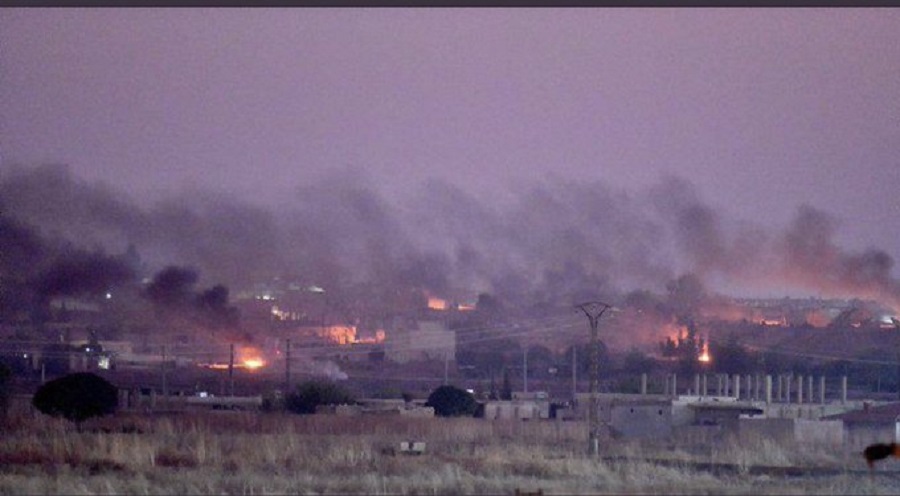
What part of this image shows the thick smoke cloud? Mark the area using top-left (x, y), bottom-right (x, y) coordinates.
top-left (779, 205), bottom-right (900, 307)
top-left (35, 250), bottom-right (134, 302)
top-left (2, 163), bottom-right (899, 323)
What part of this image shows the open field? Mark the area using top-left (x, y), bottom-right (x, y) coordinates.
top-left (1, 412), bottom-right (899, 495)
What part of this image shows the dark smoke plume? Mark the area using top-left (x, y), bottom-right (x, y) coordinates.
top-left (3, 163), bottom-right (900, 328)
top-left (36, 249), bottom-right (134, 302)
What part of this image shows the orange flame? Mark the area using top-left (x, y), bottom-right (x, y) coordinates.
top-left (427, 297), bottom-right (448, 311)
top-left (237, 346), bottom-right (266, 370)
top-left (698, 340), bottom-right (711, 363)
top-left (199, 345), bottom-right (267, 371)
top-left (318, 326), bottom-right (386, 345)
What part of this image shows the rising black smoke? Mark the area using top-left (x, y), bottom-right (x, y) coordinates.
top-left (2, 163), bottom-right (900, 327)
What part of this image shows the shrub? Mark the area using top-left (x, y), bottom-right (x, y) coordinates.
top-left (425, 385), bottom-right (477, 417)
top-left (32, 372), bottom-right (118, 427)
top-left (0, 363), bottom-right (10, 420)
top-left (285, 380), bottom-right (355, 415)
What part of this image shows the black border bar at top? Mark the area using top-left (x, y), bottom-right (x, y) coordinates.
top-left (4, 0), bottom-right (900, 7)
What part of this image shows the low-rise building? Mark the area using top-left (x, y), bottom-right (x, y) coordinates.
top-left (822, 401), bottom-right (900, 450)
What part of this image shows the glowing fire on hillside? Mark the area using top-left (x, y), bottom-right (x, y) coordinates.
top-left (198, 345), bottom-right (268, 371)
top-left (427, 297), bottom-right (448, 311)
top-left (698, 340), bottom-right (711, 363)
top-left (319, 325), bottom-right (386, 345)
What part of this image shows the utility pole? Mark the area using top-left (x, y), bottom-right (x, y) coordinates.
top-left (892, 318), bottom-right (900, 401)
top-left (161, 345), bottom-right (168, 407)
top-left (571, 346), bottom-right (577, 404)
top-left (229, 343), bottom-right (235, 397)
top-left (576, 300), bottom-right (613, 457)
top-left (444, 355), bottom-right (449, 385)
top-left (284, 338), bottom-right (291, 392)
top-left (523, 347), bottom-right (528, 393)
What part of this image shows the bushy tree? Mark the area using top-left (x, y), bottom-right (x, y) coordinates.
top-left (659, 320), bottom-right (704, 376)
top-left (425, 385), bottom-right (477, 417)
top-left (285, 380), bottom-right (355, 415)
top-left (0, 363), bottom-right (11, 420)
top-left (620, 347), bottom-right (658, 375)
top-left (32, 372), bottom-right (117, 428)
top-left (711, 336), bottom-right (755, 374)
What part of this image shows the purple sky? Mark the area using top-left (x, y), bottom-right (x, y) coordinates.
top-left (2, 9), bottom-right (900, 298)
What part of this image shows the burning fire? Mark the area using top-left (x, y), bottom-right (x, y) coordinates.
top-left (318, 326), bottom-right (386, 345)
top-left (237, 346), bottom-right (266, 369)
top-left (698, 340), bottom-right (711, 363)
top-left (427, 297), bottom-right (448, 311)
top-left (199, 345), bottom-right (267, 371)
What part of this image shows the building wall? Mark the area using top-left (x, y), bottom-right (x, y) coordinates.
top-left (385, 320), bottom-right (456, 364)
top-left (845, 423), bottom-right (900, 451)
top-left (483, 400), bottom-right (547, 420)
top-left (795, 419), bottom-right (844, 446)
top-left (739, 418), bottom-right (847, 447)
top-left (609, 403), bottom-right (673, 439)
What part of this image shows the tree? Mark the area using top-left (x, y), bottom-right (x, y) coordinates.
top-left (500, 368), bottom-right (513, 400)
top-left (285, 380), bottom-right (355, 415)
top-left (621, 347), bottom-right (658, 375)
top-left (32, 372), bottom-right (117, 429)
top-left (659, 320), bottom-right (704, 376)
top-left (0, 363), bottom-right (11, 421)
top-left (711, 336), bottom-right (755, 375)
top-left (425, 385), bottom-right (477, 417)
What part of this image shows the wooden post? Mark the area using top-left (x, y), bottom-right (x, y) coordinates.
top-left (841, 375), bottom-right (847, 404)
top-left (229, 343), bottom-right (235, 397)
top-left (285, 338), bottom-right (292, 392)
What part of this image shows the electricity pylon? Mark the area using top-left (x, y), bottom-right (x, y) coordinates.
top-left (576, 300), bottom-right (613, 457)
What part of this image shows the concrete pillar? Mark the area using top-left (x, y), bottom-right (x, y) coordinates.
top-left (775, 374), bottom-right (784, 402)
top-left (807, 375), bottom-right (813, 404)
top-left (765, 375), bottom-right (773, 404)
top-left (672, 374), bottom-right (677, 397)
top-left (785, 375), bottom-right (792, 404)
top-left (717, 374), bottom-right (723, 396)
top-left (819, 376), bottom-right (826, 404)
top-left (841, 375), bottom-right (848, 404)
top-left (733, 374), bottom-right (741, 399)
top-left (702, 374), bottom-right (708, 398)
top-left (724, 375), bottom-right (731, 397)
top-left (640, 373), bottom-right (647, 395)
top-left (745, 375), bottom-right (752, 400)
top-left (797, 375), bottom-right (804, 404)
top-left (694, 374), bottom-right (701, 397)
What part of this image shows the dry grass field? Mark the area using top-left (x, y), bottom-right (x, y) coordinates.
top-left (0, 411), bottom-right (899, 495)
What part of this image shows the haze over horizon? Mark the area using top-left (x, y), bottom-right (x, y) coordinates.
top-left (2, 9), bottom-right (900, 308)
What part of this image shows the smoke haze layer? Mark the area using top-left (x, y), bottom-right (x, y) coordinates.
top-left (2, 164), bottom-right (899, 315)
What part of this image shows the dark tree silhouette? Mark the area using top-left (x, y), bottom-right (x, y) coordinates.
top-left (285, 380), bottom-right (355, 415)
top-left (32, 372), bottom-right (117, 428)
top-left (425, 385), bottom-right (477, 417)
top-left (0, 363), bottom-right (11, 421)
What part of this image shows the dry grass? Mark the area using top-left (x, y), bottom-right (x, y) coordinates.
top-left (0, 412), bottom-right (897, 495)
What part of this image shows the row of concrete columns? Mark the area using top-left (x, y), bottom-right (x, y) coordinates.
top-left (653, 373), bottom-right (849, 405)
